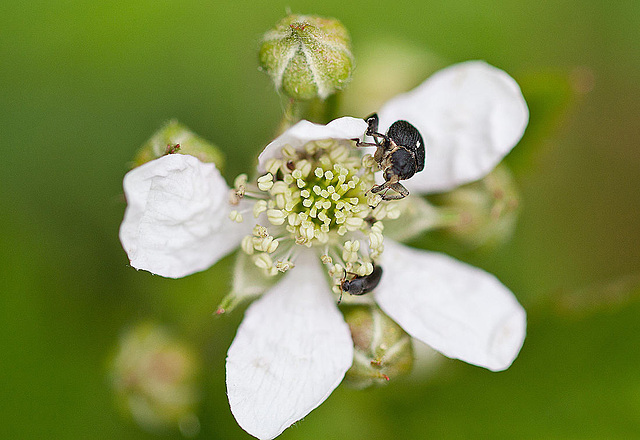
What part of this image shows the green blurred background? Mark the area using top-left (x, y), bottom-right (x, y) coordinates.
top-left (2, 0), bottom-right (639, 438)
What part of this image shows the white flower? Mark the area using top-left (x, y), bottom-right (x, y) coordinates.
top-left (120, 61), bottom-right (528, 440)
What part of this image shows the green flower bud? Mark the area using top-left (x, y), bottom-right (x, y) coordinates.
top-left (431, 164), bottom-right (520, 248)
top-left (132, 120), bottom-right (225, 170)
top-left (342, 305), bottom-right (413, 389)
top-left (108, 322), bottom-right (201, 436)
top-left (259, 14), bottom-right (354, 100)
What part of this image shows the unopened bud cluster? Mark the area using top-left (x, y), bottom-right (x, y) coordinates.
top-left (434, 165), bottom-right (520, 247)
top-left (259, 14), bottom-right (354, 100)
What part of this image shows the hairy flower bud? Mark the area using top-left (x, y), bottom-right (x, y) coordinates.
top-left (259, 14), bottom-right (354, 100)
top-left (342, 305), bottom-right (413, 389)
top-left (132, 120), bottom-right (225, 170)
top-left (432, 164), bottom-right (520, 248)
top-left (108, 323), bottom-right (201, 436)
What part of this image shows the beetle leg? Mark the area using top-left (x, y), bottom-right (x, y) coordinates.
top-left (364, 113), bottom-right (380, 135)
top-left (369, 181), bottom-right (389, 195)
top-left (367, 132), bottom-right (387, 146)
top-left (369, 179), bottom-right (409, 200)
top-left (352, 131), bottom-right (388, 147)
top-left (370, 132), bottom-right (388, 146)
top-left (380, 182), bottom-right (409, 200)
top-left (352, 139), bottom-right (379, 148)
top-left (369, 174), bottom-right (396, 194)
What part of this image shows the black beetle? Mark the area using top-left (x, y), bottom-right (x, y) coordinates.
top-left (354, 113), bottom-right (425, 200)
top-left (338, 265), bottom-right (383, 304)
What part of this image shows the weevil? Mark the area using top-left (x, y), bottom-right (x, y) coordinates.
top-left (354, 113), bottom-right (425, 200)
top-left (338, 265), bottom-right (383, 304)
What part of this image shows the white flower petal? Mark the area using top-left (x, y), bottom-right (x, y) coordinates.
top-left (375, 240), bottom-right (526, 371)
top-left (377, 61), bottom-right (528, 193)
top-left (257, 117), bottom-right (367, 172)
top-left (226, 253), bottom-right (353, 440)
top-left (119, 154), bottom-right (248, 278)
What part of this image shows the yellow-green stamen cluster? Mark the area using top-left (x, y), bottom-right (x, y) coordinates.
top-left (263, 142), bottom-right (369, 244)
top-left (236, 139), bottom-right (400, 289)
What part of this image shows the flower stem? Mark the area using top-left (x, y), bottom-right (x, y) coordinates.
top-left (277, 98), bottom-right (303, 134)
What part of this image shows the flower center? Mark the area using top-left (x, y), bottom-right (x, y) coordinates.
top-left (231, 139), bottom-right (400, 292)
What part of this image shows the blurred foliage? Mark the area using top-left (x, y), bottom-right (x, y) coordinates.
top-left (505, 70), bottom-right (578, 176)
top-left (552, 273), bottom-right (640, 319)
top-left (1, 1), bottom-right (639, 439)
top-left (109, 322), bottom-right (202, 436)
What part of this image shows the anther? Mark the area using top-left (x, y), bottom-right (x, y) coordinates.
top-left (253, 200), bottom-right (268, 217)
top-left (267, 209), bottom-right (286, 225)
top-left (229, 210), bottom-right (243, 223)
top-left (257, 173), bottom-right (274, 191)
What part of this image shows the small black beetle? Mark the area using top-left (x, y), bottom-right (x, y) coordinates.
top-left (338, 265), bottom-right (383, 304)
top-left (354, 113), bottom-right (425, 200)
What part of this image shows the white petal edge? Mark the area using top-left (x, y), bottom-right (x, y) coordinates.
top-left (257, 117), bottom-right (367, 172)
top-left (226, 252), bottom-right (353, 440)
top-left (377, 61), bottom-right (528, 194)
top-left (119, 154), bottom-right (249, 278)
top-left (375, 240), bottom-right (526, 371)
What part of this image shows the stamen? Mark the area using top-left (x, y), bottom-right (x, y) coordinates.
top-left (264, 158), bottom-right (282, 175)
top-left (257, 173), bottom-right (274, 191)
top-left (275, 260), bottom-right (295, 272)
top-left (229, 210), bottom-right (243, 223)
top-left (267, 209), bottom-right (286, 225)
top-left (253, 225), bottom-right (268, 237)
top-left (270, 181), bottom-right (288, 195)
top-left (241, 236), bottom-right (254, 255)
top-left (238, 138), bottom-right (399, 285)
top-left (234, 174), bottom-right (248, 189)
top-left (253, 200), bottom-right (268, 217)
top-left (253, 253), bottom-right (273, 270)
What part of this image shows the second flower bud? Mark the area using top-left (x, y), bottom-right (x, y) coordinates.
top-left (259, 14), bottom-right (354, 100)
